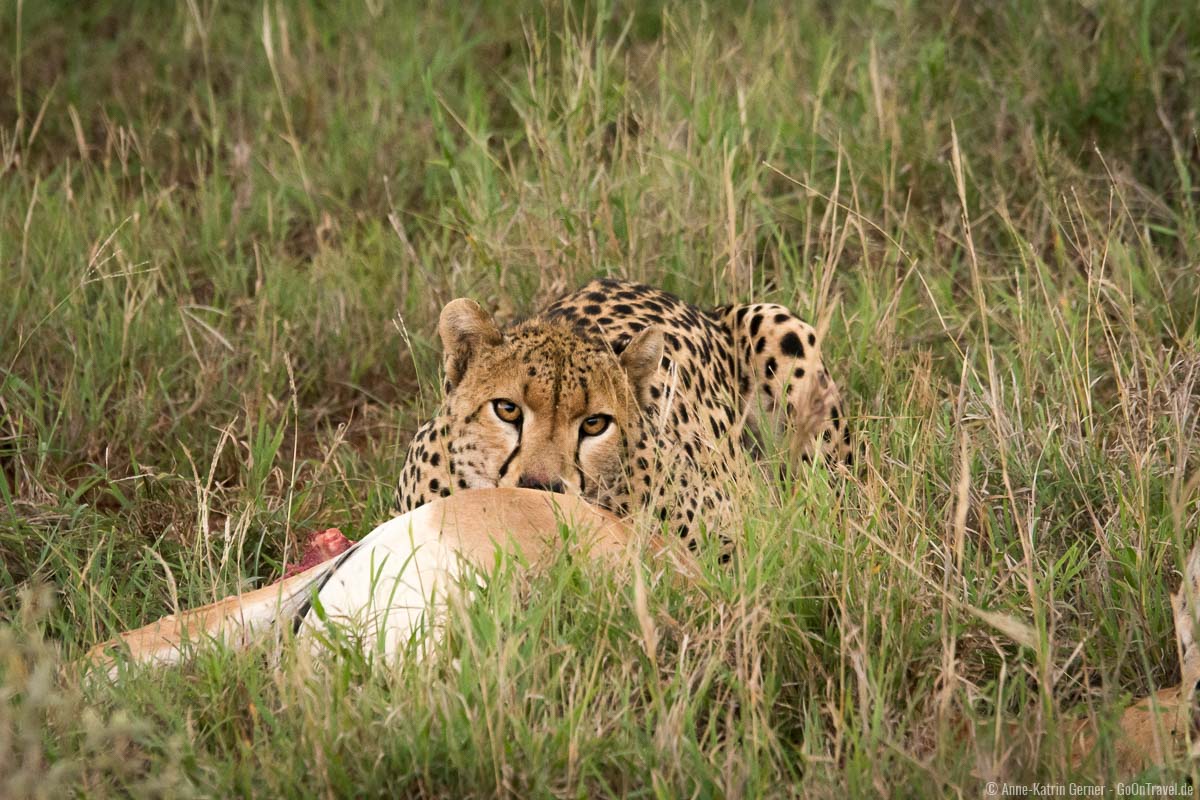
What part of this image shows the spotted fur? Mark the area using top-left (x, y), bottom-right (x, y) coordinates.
top-left (395, 279), bottom-right (851, 550)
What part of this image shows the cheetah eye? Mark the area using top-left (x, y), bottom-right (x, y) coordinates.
top-left (580, 415), bottom-right (612, 437)
top-left (492, 399), bottom-right (522, 424)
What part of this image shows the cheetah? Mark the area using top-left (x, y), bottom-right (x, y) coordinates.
top-left (395, 278), bottom-right (851, 550)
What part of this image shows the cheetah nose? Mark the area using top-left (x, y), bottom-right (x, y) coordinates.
top-left (517, 474), bottom-right (566, 494)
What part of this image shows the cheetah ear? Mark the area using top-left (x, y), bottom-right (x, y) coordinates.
top-left (439, 298), bottom-right (503, 389)
top-left (618, 326), bottom-right (664, 404)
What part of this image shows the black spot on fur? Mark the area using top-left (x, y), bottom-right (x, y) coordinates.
top-left (780, 332), bottom-right (804, 358)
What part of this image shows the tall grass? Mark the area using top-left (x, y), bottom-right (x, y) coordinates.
top-left (2, 1), bottom-right (1198, 795)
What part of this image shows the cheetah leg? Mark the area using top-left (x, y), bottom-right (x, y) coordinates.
top-left (718, 303), bottom-right (852, 472)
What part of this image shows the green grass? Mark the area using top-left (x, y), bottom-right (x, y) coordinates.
top-left (2, 0), bottom-right (1199, 795)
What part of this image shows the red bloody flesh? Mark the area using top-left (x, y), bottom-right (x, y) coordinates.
top-left (283, 528), bottom-right (353, 578)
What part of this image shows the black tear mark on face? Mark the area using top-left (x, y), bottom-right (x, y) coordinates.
top-left (498, 444), bottom-right (521, 480)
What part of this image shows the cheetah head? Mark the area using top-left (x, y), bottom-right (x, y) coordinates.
top-left (437, 298), bottom-right (661, 507)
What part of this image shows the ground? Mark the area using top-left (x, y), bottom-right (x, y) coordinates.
top-left (2, 2), bottom-right (1199, 796)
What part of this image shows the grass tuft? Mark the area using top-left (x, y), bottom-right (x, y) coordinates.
top-left (2, 1), bottom-right (1198, 794)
